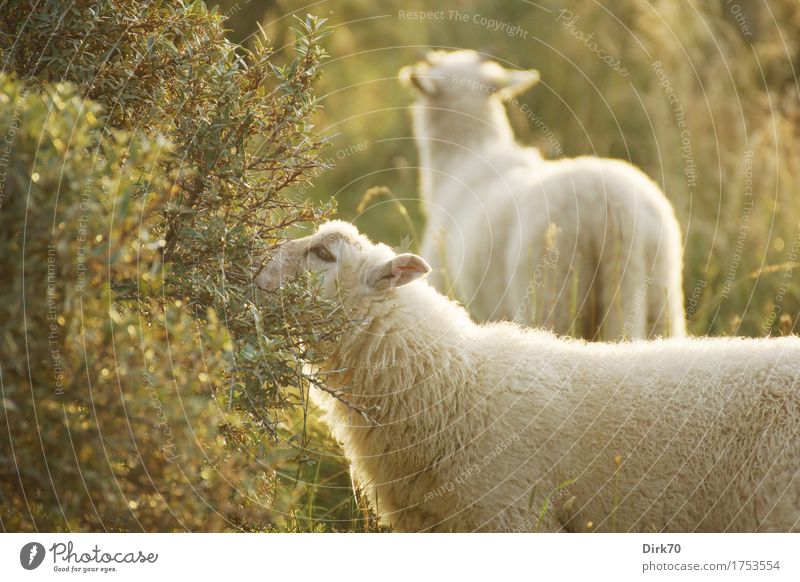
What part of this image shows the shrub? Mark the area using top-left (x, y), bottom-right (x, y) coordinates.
top-left (0, 1), bottom-right (344, 531)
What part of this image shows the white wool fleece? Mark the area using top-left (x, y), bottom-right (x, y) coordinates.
top-left (400, 50), bottom-right (686, 340)
top-left (256, 221), bottom-right (800, 533)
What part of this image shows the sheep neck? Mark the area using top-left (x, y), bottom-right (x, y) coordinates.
top-left (412, 97), bottom-right (516, 199)
top-left (325, 284), bottom-right (478, 428)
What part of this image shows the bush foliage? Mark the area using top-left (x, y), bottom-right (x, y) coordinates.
top-left (0, 1), bottom-right (346, 531)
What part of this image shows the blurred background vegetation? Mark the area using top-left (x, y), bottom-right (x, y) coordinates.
top-left (2, 0), bottom-right (799, 531)
top-left (239, 0), bottom-right (800, 338)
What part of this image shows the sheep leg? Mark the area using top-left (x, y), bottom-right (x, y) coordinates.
top-left (645, 280), bottom-right (684, 337)
top-left (600, 270), bottom-right (650, 341)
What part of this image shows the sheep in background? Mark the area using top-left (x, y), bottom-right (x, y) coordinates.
top-left (400, 50), bottom-right (686, 340)
top-left (256, 221), bottom-right (800, 533)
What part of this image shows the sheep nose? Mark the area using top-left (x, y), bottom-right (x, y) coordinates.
top-left (254, 265), bottom-right (275, 291)
top-left (254, 253), bottom-right (282, 291)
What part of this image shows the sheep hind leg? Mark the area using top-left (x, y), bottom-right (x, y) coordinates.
top-left (599, 272), bottom-right (649, 341)
top-left (539, 249), bottom-right (601, 340)
top-left (642, 271), bottom-right (687, 338)
top-left (579, 269), bottom-right (602, 341)
top-left (646, 284), bottom-right (675, 338)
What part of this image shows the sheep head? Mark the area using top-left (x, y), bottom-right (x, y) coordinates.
top-left (255, 220), bottom-right (431, 305)
top-left (399, 49), bottom-right (539, 101)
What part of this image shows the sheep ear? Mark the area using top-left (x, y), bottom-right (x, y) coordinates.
top-left (399, 66), bottom-right (438, 96)
top-left (369, 254), bottom-right (431, 290)
top-left (497, 69), bottom-right (540, 99)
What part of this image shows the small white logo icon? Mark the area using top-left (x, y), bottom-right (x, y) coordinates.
top-left (20, 542), bottom-right (46, 570)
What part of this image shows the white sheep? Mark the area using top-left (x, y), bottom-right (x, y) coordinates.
top-left (256, 221), bottom-right (800, 533)
top-left (400, 50), bottom-right (686, 340)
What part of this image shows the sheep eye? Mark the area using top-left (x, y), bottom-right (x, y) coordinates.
top-left (310, 245), bottom-right (335, 262)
